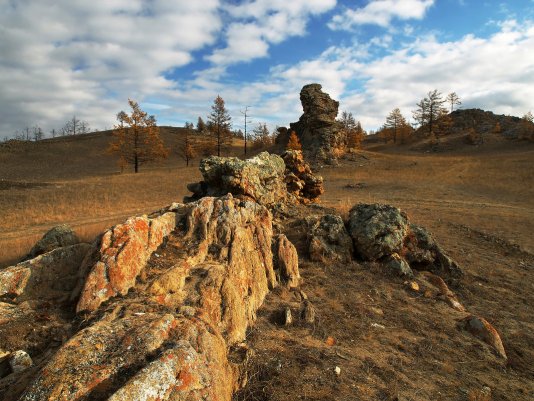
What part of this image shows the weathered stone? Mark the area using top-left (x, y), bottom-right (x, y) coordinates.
top-left (288, 83), bottom-right (345, 164)
top-left (185, 152), bottom-right (287, 206)
top-left (19, 310), bottom-right (234, 401)
top-left (149, 195), bottom-right (278, 345)
top-left (284, 307), bottom-right (293, 326)
top-left (26, 224), bottom-right (79, 259)
top-left (281, 150), bottom-right (324, 203)
top-left (0, 243), bottom-right (91, 303)
top-left (273, 234), bottom-right (300, 288)
top-left (19, 195), bottom-right (298, 401)
top-left (301, 300), bottom-right (316, 324)
top-left (348, 203), bottom-right (462, 278)
top-left (385, 253), bottom-right (413, 277)
top-left (404, 224), bottom-right (463, 278)
top-left (8, 351), bottom-right (32, 374)
top-left (419, 271), bottom-right (465, 311)
top-left (349, 203), bottom-right (409, 260)
top-left (306, 214), bottom-right (353, 263)
top-left (76, 211), bottom-right (177, 313)
top-left (458, 315), bottom-right (507, 359)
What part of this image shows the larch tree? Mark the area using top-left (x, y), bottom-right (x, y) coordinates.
top-left (251, 122), bottom-right (274, 149)
top-left (108, 99), bottom-right (169, 173)
top-left (286, 130), bottom-right (302, 151)
top-left (196, 117), bottom-right (206, 133)
top-left (176, 126), bottom-right (196, 167)
top-left (207, 95), bottom-right (232, 157)
top-left (446, 92), bottom-right (461, 112)
top-left (413, 90), bottom-right (448, 138)
top-left (384, 108), bottom-right (409, 144)
top-left (347, 121), bottom-right (365, 150)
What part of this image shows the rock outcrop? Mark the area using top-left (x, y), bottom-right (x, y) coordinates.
top-left (348, 203), bottom-right (462, 278)
top-left (282, 150), bottom-right (324, 203)
top-left (0, 243), bottom-right (91, 303)
top-left (76, 210), bottom-right (178, 313)
top-left (4, 194), bottom-right (300, 401)
top-left (25, 224), bottom-right (79, 260)
top-left (288, 83), bottom-right (345, 164)
top-left (305, 214), bottom-right (353, 263)
top-left (458, 315), bottom-right (507, 359)
top-left (186, 151), bottom-right (323, 206)
top-left (272, 234), bottom-right (300, 288)
top-left (185, 152), bottom-right (287, 206)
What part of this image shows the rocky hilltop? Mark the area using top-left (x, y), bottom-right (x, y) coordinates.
top-left (0, 151), bottom-right (512, 400)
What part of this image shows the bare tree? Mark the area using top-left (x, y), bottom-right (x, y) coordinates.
top-left (240, 106), bottom-right (252, 156)
top-left (446, 92), bottom-right (462, 112)
top-left (32, 126), bottom-right (44, 141)
top-left (60, 115), bottom-right (90, 135)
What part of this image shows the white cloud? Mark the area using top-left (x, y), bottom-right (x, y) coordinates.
top-left (329, 0), bottom-right (435, 30)
top-left (207, 0), bottom-right (337, 65)
top-left (257, 18), bottom-right (534, 131)
top-left (0, 0), bottom-right (221, 135)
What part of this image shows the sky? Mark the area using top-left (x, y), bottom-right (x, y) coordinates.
top-left (1, 0), bottom-right (533, 137)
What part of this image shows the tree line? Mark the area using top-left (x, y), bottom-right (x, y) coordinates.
top-left (108, 95), bottom-right (292, 172)
top-left (7, 116), bottom-right (92, 142)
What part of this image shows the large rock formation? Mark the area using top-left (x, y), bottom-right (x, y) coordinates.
top-left (186, 151), bottom-right (323, 205)
top-left (185, 152), bottom-right (287, 205)
top-left (289, 83), bottom-right (345, 164)
top-left (348, 203), bottom-right (462, 278)
top-left (2, 194), bottom-right (300, 401)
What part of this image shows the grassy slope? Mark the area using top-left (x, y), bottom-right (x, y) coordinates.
top-left (1, 129), bottom-right (534, 400)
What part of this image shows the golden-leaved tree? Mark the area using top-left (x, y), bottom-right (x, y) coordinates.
top-left (384, 108), bottom-right (410, 144)
top-left (108, 99), bottom-right (169, 173)
top-left (286, 130), bottom-right (302, 151)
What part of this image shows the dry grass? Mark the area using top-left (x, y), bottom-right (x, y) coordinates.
top-left (0, 131), bottom-right (252, 266)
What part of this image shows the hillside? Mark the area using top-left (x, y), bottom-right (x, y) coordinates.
top-left (365, 108), bottom-right (534, 153)
top-left (0, 143), bottom-right (533, 401)
top-left (0, 120), bottom-right (534, 401)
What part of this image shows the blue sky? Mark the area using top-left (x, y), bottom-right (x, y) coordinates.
top-left (1, 0), bottom-right (533, 137)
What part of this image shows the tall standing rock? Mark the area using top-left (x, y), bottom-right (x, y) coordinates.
top-left (289, 83), bottom-right (344, 164)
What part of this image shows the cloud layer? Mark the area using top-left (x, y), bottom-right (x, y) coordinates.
top-left (0, 0), bottom-right (221, 134)
top-left (1, 0), bottom-right (533, 138)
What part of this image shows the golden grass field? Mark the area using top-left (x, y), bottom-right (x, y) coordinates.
top-left (1, 131), bottom-right (533, 266)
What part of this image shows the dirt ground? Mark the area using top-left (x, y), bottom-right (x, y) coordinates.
top-left (1, 134), bottom-right (533, 400)
top-left (234, 140), bottom-right (534, 401)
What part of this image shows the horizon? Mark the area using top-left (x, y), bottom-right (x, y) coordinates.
top-left (1, 0), bottom-right (533, 138)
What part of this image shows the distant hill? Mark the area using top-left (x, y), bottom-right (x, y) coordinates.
top-left (363, 108), bottom-right (534, 153)
top-left (0, 126), bottom-right (247, 182)
top-left (446, 108), bottom-right (530, 139)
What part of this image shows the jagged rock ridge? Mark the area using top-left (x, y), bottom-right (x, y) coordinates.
top-left (1, 194), bottom-right (300, 401)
